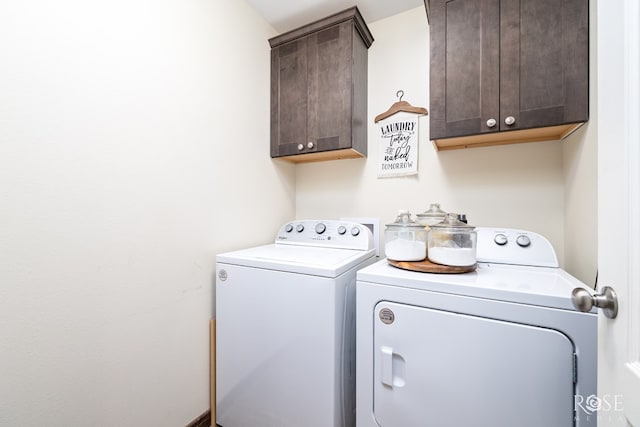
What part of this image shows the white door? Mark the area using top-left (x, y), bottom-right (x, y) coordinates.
top-left (596, 0), bottom-right (640, 425)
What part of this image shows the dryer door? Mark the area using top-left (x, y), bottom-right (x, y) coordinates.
top-left (373, 302), bottom-right (575, 427)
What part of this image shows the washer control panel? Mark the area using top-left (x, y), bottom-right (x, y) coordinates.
top-left (276, 220), bottom-right (374, 251)
top-left (476, 227), bottom-right (559, 267)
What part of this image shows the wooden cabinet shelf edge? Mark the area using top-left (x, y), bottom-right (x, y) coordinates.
top-left (433, 122), bottom-right (584, 151)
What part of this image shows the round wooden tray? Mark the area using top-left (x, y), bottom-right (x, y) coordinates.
top-left (387, 258), bottom-right (477, 274)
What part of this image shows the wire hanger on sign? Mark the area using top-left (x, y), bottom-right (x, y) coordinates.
top-left (374, 90), bottom-right (429, 123)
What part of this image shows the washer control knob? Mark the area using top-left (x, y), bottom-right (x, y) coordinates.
top-left (297, 144), bottom-right (304, 151)
top-left (494, 234), bottom-right (508, 246)
top-left (296, 224), bottom-right (304, 233)
top-left (315, 223), bottom-right (326, 234)
top-left (285, 224), bottom-right (293, 233)
top-left (307, 141), bottom-right (314, 149)
top-left (516, 235), bottom-right (531, 247)
top-left (350, 227), bottom-right (360, 236)
top-left (338, 226), bottom-right (347, 235)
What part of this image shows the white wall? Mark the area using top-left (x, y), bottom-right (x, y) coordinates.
top-left (295, 7), bottom-right (566, 266)
top-left (562, 0), bottom-right (598, 286)
top-left (563, 123), bottom-right (598, 286)
top-left (0, 0), bottom-right (294, 426)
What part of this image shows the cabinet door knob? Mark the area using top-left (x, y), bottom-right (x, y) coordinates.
top-left (486, 118), bottom-right (497, 128)
top-left (297, 143), bottom-right (304, 151)
top-left (307, 141), bottom-right (314, 149)
top-left (504, 116), bottom-right (516, 126)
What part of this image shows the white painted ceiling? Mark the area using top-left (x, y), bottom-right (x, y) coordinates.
top-left (245, 0), bottom-right (424, 33)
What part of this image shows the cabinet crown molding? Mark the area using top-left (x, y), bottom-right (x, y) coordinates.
top-left (269, 6), bottom-right (374, 49)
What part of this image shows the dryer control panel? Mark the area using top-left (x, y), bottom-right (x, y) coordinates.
top-left (476, 227), bottom-right (559, 267)
top-left (276, 220), bottom-right (374, 251)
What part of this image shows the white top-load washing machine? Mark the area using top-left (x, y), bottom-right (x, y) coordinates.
top-left (216, 220), bottom-right (376, 427)
top-left (356, 227), bottom-right (597, 427)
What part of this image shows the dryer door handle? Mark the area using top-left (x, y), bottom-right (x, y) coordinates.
top-left (380, 346), bottom-right (406, 388)
top-left (381, 346), bottom-right (394, 387)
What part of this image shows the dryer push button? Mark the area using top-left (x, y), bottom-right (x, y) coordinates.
top-left (494, 234), bottom-right (508, 246)
top-left (516, 235), bottom-right (531, 247)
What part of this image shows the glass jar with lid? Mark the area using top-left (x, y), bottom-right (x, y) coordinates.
top-left (416, 203), bottom-right (447, 226)
top-left (427, 213), bottom-right (477, 266)
top-left (384, 210), bottom-right (428, 262)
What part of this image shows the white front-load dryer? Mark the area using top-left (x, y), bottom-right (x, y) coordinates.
top-left (216, 220), bottom-right (375, 427)
top-left (356, 227), bottom-right (597, 427)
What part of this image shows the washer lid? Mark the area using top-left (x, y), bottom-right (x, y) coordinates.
top-left (217, 244), bottom-right (375, 277)
top-left (357, 259), bottom-right (596, 311)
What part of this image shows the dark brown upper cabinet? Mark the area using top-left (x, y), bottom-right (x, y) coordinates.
top-left (269, 7), bottom-right (373, 162)
top-left (428, 0), bottom-right (589, 150)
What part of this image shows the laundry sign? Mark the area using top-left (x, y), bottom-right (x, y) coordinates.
top-left (377, 112), bottom-right (419, 178)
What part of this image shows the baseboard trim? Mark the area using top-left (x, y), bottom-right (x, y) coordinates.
top-left (185, 410), bottom-right (211, 427)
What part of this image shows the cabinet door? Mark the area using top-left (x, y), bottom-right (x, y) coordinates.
top-left (307, 22), bottom-right (353, 153)
top-left (270, 39), bottom-right (308, 157)
top-left (430, 0), bottom-right (500, 140)
top-left (500, 0), bottom-right (589, 131)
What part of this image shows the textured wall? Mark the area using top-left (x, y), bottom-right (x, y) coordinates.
top-left (0, 0), bottom-right (294, 425)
